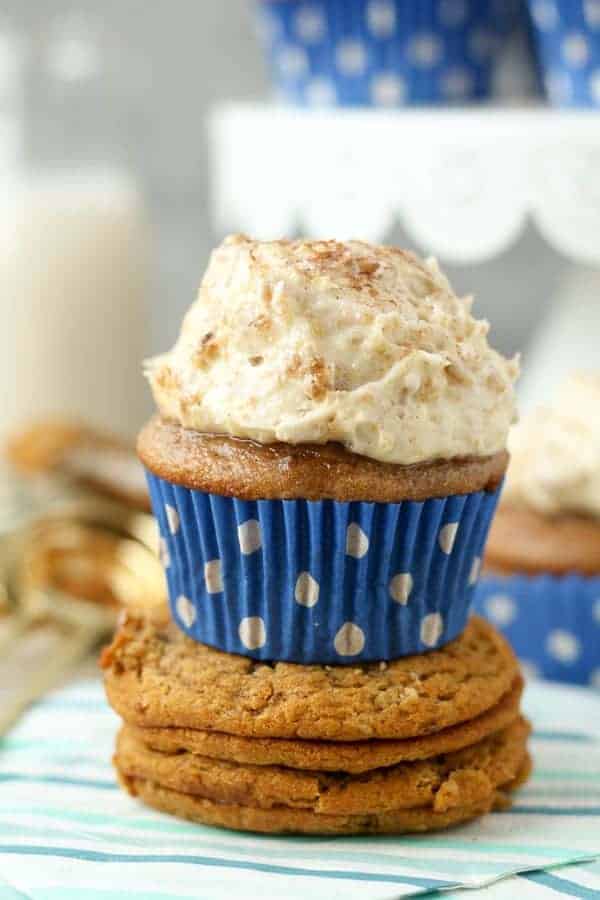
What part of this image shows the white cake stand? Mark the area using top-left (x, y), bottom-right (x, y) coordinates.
top-left (209, 104), bottom-right (600, 408)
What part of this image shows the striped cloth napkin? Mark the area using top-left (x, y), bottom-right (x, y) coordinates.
top-left (0, 678), bottom-right (599, 900)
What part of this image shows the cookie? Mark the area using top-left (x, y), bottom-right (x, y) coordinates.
top-left (102, 613), bottom-right (519, 741)
top-left (117, 762), bottom-right (530, 836)
top-left (115, 718), bottom-right (529, 817)
top-left (126, 676), bottom-right (523, 773)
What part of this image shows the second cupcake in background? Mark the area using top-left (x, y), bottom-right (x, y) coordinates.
top-left (139, 235), bottom-right (518, 663)
top-left (475, 373), bottom-right (600, 686)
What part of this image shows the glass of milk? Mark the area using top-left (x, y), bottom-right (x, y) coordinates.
top-left (1, 170), bottom-right (152, 441)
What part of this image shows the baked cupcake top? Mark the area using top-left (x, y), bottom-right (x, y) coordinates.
top-left (504, 373), bottom-right (600, 519)
top-left (146, 235), bottom-right (518, 466)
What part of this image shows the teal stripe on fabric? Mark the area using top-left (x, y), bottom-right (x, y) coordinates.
top-left (521, 869), bottom-right (600, 898)
top-left (40, 891), bottom-right (212, 900)
top-left (0, 846), bottom-right (455, 890)
top-left (0, 774), bottom-right (116, 790)
top-left (522, 784), bottom-right (600, 801)
top-left (0, 822), bottom-right (524, 878)
top-left (527, 771), bottom-right (600, 781)
top-left (533, 731), bottom-right (598, 743)
top-left (1, 808), bottom-right (589, 865)
top-left (510, 805), bottom-right (600, 816)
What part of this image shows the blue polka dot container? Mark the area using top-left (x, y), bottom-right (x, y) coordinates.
top-left (527, 0), bottom-right (600, 105)
top-left (473, 573), bottom-right (600, 687)
top-left (255, 0), bottom-right (514, 107)
top-left (146, 470), bottom-right (502, 664)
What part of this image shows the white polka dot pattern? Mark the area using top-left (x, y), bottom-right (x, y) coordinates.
top-left (585, 0), bottom-right (600, 28)
top-left (345, 523), bottom-right (369, 559)
top-left (389, 573), bottom-right (413, 605)
top-left (295, 572), bottom-right (320, 607)
top-left (562, 32), bottom-right (591, 67)
top-left (531, 0), bottom-right (559, 31)
top-left (371, 73), bottom-right (406, 106)
top-left (545, 69), bottom-right (573, 103)
top-left (176, 595), bottom-right (196, 629)
top-left (159, 536), bottom-right (170, 569)
top-left (547, 629), bottom-right (581, 664)
top-left (367, 0), bottom-right (396, 38)
top-left (420, 612), bottom-right (444, 648)
top-left (165, 504), bottom-right (179, 536)
top-left (334, 622), bottom-right (366, 656)
top-left (237, 519), bottom-right (262, 555)
top-left (410, 34), bottom-right (443, 68)
top-left (469, 556), bottom-right (481, 585)
top-left (485, 593), bottom-right (517, 627)
top-left (294, 5), bottom-right (326, 43)
top-left (438, 522), bottom-right (459, 554)
top-left (520, 660), bottom-right (540, 682)
top-left (204, 559), bottom-right (223, 594)
top-left (335, 40), bottom-right (367, 76)
top-left (305, 77), bottom-right (337, 106)
top-left (239, 616), bottom-right (267, 650)
top-left (278, 45), bottom-right (309, 78)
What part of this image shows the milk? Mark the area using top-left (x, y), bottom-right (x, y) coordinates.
top-left (0, 171), bottom-right (152, 440)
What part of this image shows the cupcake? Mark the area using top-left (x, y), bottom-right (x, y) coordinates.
top-left (475, 373), bottom-right (600, 686)
top-left (527, 0), bottom-right (600, 106)
top-left (139, 235), bottom-right (518, 663)
top-left (255, 0), bottom-right (513, 108)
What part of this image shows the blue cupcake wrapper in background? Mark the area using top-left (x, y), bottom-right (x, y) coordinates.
top-left (527, 0), bottom-right (600, 106)
top-left (147, 469), bottom-right (501, 664)
top-left (255, 0), bottom-right (513, 107)
top-left (474, 573), bottom-right (600, 687)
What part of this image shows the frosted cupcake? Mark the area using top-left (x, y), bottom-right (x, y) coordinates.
top-left (476, 373), bottom-right (600, 685)
top-left (139, 235), bottom-right (518, 663)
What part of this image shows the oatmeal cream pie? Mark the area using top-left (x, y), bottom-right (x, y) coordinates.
top-left (139, 236), bottom-right (519, 663)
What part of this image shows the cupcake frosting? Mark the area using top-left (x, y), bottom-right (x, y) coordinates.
top-left (146, 235), bottom-right (518, 465)
top-left (504, 373), bottom-right (600, 519)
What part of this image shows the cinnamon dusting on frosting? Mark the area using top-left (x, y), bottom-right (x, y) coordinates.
top-left (146, 235), bottom-right (518, 465)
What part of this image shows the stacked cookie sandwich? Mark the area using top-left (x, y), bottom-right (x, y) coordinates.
top-left (103, 236), bottom-right (530, 835)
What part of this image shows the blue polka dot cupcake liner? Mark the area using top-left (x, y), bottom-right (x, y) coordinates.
top-left (146, 470), bottom-right (501, 664)
top-left (255, 0), bottom-right (514, 107)
top-left (473, 573), bottom-right (600, 687)
top-left (527, 0), bottom-right (600, 106)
